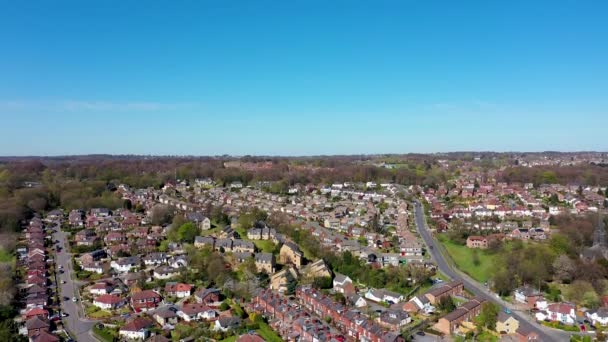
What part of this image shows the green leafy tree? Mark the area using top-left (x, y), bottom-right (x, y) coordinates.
top-left (312, 276), bottom-right (332, 289)
top-left (437, 296), bottom-right (456, 312)
top-left (177, 222), bottom-right (199, 243)
top-left (123, 199), bottom-right (132, 210)
top-left (476, 302), bottom-right (500, 330)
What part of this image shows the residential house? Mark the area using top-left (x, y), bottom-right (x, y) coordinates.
top-left (377, 310), bottom-right (411, 330)
top-left (510, 228), bottom-right (530, 240)
top-left (164, 282), bottom-right (192, 298)
top-left (587, 307), bottom-right (608, 326)
top-left (119, 317), bottom-right (155, 340)
top-left (233, 240), bottom-right (255, 253)
top-left (194, 236), bottom-right (215, 249)
top-left (80, 250), bottom-right (107, 265)
top-left (365, 288), bottom-right (404, 304)
top-left (434, 298), bottom-right (485, 335)
top-left (89, 281), bottom-right (116, 295)
top-left (131, 290), bottom-right (162, 312)
top-left (177, 303), bottom-right (218, 322)
top-left (111, 256), bottom-right (141, 273)
top-left (25, 316), bottom-right (50, 337)
top-left (535, 303), bottom-right (576, 325)
top-left (153, 307), bottom-right (178, 326)
top-left (424, 281), bottom-right (464, 305)
top-left (93, 294), bottom-right (126, 310)
top-left (186, 212), bottom-right (211, 230)
top-left (279, 242), bottom-right (303, 268)
top-left (332, 273), bottom-right (354, 294)
top-left (153, 266), bottom-right (180, 280)
top-left (270, 267), bottom-right (298, 293)
top-left (302, 259), bottom-right (332, 279)
top-left (496, 312), bottom-right (520, 335)
top-left (214, 317), bottom-right (242, 332)
top-left (30, 330), bottom-right (59, 342)
top-left (194, 288), bottom-right (220, 305)
top-left (514, 286), bottom-right (547, 309)
top-left (143, 253), bottom-right (168, 266)
top-left (254, 253), bottom-right (275, 274)
top-left (403, 295), bottom-right (435, 315)
top-left (236, 333), bottom-right (266, 342)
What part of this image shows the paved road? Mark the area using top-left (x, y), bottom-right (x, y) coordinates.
top-left (52, 222), bottom-right (99, 342)
top-left (413, 201), bottom-right (573, 342)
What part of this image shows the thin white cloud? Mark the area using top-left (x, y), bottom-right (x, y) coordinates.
top-left (0, 100), bottom-right (198, 112)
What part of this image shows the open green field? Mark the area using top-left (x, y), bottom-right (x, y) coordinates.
top-left (437, 235), bottom-right (497, 283)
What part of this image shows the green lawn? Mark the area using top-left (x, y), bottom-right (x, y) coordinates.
top-left (199, 227), bottom-right (220, 237)
top-left (0, 248), bottom-right (13, 262)
top-left (436, 235), bottom-right (497, 283)
top-left (89, 309), bottom-right (113, 319)
top-left (220, 337), bottom-right (237, 342)
top-left (256, 321), bottom-right (283, 342)
top-left (92, 326), bottom-right (116, 342)
top-left (253, 239), bottom-right (276, 253)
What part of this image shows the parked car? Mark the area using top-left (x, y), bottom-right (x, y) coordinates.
top-left (72, 297), bottom-right (78, 302)
top-left (61, 312), bottom-right (69, 317)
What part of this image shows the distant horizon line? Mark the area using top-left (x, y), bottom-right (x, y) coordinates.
top-left (0, 151), bottom-right (607, 159)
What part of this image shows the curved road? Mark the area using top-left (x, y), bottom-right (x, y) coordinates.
top-left (413, 201), bottom-right (574, 342)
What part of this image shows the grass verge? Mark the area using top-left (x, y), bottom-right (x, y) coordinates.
top-left (436, 234), bottom-right (496, 283)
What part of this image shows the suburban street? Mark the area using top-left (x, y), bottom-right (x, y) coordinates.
top-left (413, 201), bottom-right (574, 342)
top-left (52, 222), bottom-right (99, 342)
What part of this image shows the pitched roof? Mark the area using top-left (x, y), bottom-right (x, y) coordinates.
top-left (180, 303), bottom-right (214, 315)
top-left (236, 333), bottom-right (266, 342)
top-left (26, 316), bottom-right (50, 330)
top-left (131, 290), bottom-right (161, 301)
top-left (30, 331), bottom-right (59, 342)
top-left (121, 317), bottom-right (154, 332)
top-left (95, 294), bottom-right (123, 304)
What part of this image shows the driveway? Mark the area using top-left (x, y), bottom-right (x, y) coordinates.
top-left (413, 201), bottom-right (577, 342)
top-left (52, 222), bottom-right (99, 342)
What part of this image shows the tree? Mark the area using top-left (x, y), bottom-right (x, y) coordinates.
top-left (312, 276), bottom-right (332, 289)
top-left (176, 222), bottom-right (199, 243)
top-left (476, 302), bottom-right (500, 330)
top-left (472, 249), bottom-right (481, 267)
top-left (437, 296), bottom-right (456, 312)
top-left (123, 199), bottom-right (132, 210)
top-left (583, 290), bottom-right (600, 309)
top-left (566, 280), bottom-right (595, 304)
top-left (493, 269), bottom-right (517, 296)
top-left (150, 205), bottom-right (174, 225)
top-left (553, 255), bottom-right (576, 283)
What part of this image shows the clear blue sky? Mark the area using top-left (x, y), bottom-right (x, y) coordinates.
top-left (1, 1), bottom-right (607, 156)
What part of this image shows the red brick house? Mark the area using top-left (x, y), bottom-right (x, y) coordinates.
top-left (131, 290), bottom-right (162, 312)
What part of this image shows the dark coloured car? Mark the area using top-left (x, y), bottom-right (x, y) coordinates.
top-left (416, 331), bottom-right (425, 336)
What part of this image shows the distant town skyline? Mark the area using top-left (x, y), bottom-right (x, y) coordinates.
top-left (1, 1), bottom-right (607, 155)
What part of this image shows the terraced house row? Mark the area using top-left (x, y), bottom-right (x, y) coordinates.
top-left (296, 286), bottom-right (404, 342)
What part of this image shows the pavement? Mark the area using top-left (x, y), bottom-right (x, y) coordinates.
top-left (52, 222), bottom-right (100, 342)
top-left (413, 201), bottom-right (576, 342)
